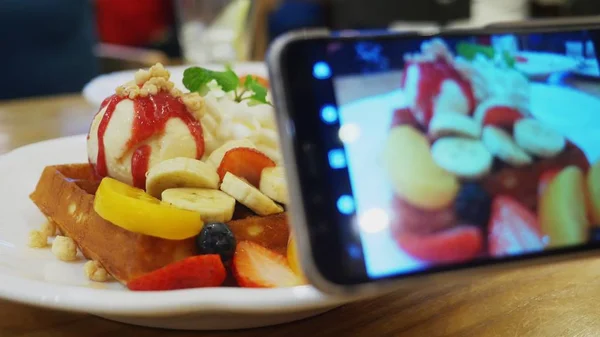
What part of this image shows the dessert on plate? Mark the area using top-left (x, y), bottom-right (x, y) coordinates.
top-left (29, 63), bottom-right (305, 290)
top-left (386, 38), bottom-right (599, 264)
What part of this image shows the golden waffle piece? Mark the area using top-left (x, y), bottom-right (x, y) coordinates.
top-left (29, 164), bottom-right (196, 284)
top-left (227, 212), bottom-right (289, 256)
top-left (29, 163), bottom-right (292, 285)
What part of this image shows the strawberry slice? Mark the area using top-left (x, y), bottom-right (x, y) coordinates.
top-left (514, 55), bottom-right (528, 63)
top-left (217, 148), bottom-right (276, 187)
top-left (391, 107), bottom-right (420, 129)
top-left (127, 255), bottom-right (226, 291)
top-left (233, 241), bottom-right (303, 288)
top-left (488, 196), bottom-right (544, 257)
top-left (394, 225), bottom-right (484, 264)
top-left (538, 169), bottom-right (561, 197)
top-left (481, 106), bottom-right (523, 128)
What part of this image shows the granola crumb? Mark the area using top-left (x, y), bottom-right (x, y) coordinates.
top-left (84, 260), bottom-right (111, 282)
top-left (51, 236), bottom-right (78, 261)
top-left (114, 63), bottom-right (206, 119)
top-left (181, 92), bottom-right (205, 119)
top-left (28, 230), bottom-right (48, 248)
top-left (134, 69), bottom-right (151, 86)
top-left (116, 63), bottom-right (175, 99)
top-left (41, 221), bottom-right (56, 237)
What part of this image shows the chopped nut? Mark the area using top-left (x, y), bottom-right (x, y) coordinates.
top-left (28, 230), bottom-right (48, 248)
top-left (247, 225), bottom-right (264, 237)
top-left (149, 62), bottom-right (170, 79)
top-left (51, 236), bottom-right (78, 261)
top-left (67, 202), bottom-right (76, 215)
top-left (146, 83), bottom-right (158, 96)
top-left (84, 260), bottom-right (111, 282)
top-left (146, 76), bottom-right (173, 91)
top-left (115, 86), bottom-right (125, 97)
top-left (41, 221), bottom-right (56, 237)
top-left (134, 69), bottom-right (151, 86)
top-left (116, 63), bottom-right (175, 99)
top-left (182, 92), bottom-right (206, 119)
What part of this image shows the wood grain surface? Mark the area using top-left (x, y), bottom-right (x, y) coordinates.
top-left (2, 93), bottom-right (600, 337)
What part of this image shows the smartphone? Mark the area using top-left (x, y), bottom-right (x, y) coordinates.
top-left (267, 25), bottom-right (600, 296)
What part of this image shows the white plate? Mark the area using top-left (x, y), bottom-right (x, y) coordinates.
top-left (514, 52), bottom-right (580, 77)
top-left (82, 62), bottom-right (267, 107)
top-left (0, 135), bottom-right (354, 330)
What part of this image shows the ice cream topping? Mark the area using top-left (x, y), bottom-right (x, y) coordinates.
top-left (88, 63), bottom-right (206, 188)
top-left (401, 39), bottom-right (477, 127)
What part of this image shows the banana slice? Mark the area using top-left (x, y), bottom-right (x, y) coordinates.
top-left (206, 139), bottom-right (257, 168)
top-left (482, 126), bottom-right (532, 166)
top-left (513, 118), bottom-right (566, 158)
top-left (220, 172), bottom-right (284, 216)
top-left (259, 167), bottom-right (288, 204)
top-left (146, 157), bottom-right (219, 198)
top-left (473, 97), bottom-right (515, 122)
top-left (161, 188), bottom-right (236, 223)
top-left (429, 112), bottom-right (482, 139)
top-left (431, 137), bottom-right (493, 179)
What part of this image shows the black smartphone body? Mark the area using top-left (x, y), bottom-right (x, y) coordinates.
top-left (267, 24), bottom-right (600, 296)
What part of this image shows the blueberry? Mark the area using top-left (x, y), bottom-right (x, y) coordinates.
top-left (196, 222), bottom-right (236, 262)
top-left (454, 183), bottom-right (492, 229)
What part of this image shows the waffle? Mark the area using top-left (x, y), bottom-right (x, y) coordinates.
top-left (227, 212), bottom-right (289, 256)
top-left (29, 164), bottom-right (196, 283)
top-left (29, 163), bottom-right (292, 284)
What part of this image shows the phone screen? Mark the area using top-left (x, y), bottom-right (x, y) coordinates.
top-left (277, 28), bottom-right (600, 282)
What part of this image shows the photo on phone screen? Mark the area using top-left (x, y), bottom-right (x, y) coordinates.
top-left (319, 31), bottom-right (600, 280)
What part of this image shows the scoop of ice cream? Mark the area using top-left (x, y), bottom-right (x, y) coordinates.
top-left (401, 39), bottom-right (476, 126)
top-left (87, 63), bottom-right (206, 188)
top-left (87, 99), bottom-right (201, 187)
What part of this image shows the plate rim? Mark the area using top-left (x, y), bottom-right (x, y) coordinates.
top-left (0, 135), bottom-right (354, 316)
top-left (0, 272), bottom-right (350, 317)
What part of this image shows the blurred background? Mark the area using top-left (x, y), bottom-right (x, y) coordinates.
top-left (0, 0), bottom-right (599, 101)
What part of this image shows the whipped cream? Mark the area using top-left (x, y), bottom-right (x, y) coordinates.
top-left (200, 80), bottom-right (282, 164)
top-left (455, 53), bottom-right (531, 115)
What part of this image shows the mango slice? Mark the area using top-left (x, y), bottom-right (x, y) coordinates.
top-left (383, 126), bottom-right (459, 210)
top-left (539, 166), bottom-right (589, 248)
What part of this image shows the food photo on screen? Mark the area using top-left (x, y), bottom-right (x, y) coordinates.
top-left (331, 32), bottom-right (600, 279)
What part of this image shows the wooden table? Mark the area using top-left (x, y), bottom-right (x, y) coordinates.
top-left (2, 94), bottom-right (600, 337)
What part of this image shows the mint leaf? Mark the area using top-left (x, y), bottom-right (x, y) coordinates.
top-left (243, 75), bottom-right (269, 105)
top-left (183, 66), bottom-right (239, 94)
top-left (183, 67), bottom-right (212, 93)
top-left (212, 66), bottom-right (239, 92)
top-left (183, 66), bottom-right (271, 105)
top-left (502, 51), bottom-right (516, 69)
top-left (456, 42), bottom-right (517, 69)
top-left (456, 42), bottom-right (495, 61)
